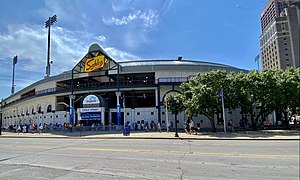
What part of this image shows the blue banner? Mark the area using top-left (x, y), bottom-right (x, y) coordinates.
top-left (70, 106), bottom-right (74, 124)
top-left (117, 104), bottom-right (120, 126)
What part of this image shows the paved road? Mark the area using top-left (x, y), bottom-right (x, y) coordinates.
top-left (0, 138), bottom-right (299, 180)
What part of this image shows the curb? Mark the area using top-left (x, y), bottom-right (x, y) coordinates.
top-left (1, 135), bottom-right (299, 141)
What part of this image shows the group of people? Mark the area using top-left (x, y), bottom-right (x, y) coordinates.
top-left (14, 123), bottom-right (45, 134)
top-left (5, 123), bottom-right (71, 134)
top-left (184, 119), bottom-right (201, 135)
top-left (131, 120), bottom-right (161, 132)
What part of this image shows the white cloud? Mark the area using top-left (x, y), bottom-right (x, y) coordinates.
top-left (0, 23), bottom-right (139, 75)
top-left (96, 35), bottom-right (106, 42)
top-left (102, 10), bottom-right (159, 28)
top-left (105, 47), bottom-right (139, 61)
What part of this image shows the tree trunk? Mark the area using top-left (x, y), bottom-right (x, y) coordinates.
top-left (209, 109), bottom-right (216, 132)
top-left (251, 113), bottom-right (257, 131)
top-left (284, 111), bottom-right (290, 130)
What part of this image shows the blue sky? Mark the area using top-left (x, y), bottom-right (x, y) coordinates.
top-left (0, 0), bottom-right (266, 100)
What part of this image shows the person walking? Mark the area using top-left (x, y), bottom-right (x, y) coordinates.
top-left (196, 121), bottom-right (201, 132)
top-left (157, 121), bottom-right (161, 133)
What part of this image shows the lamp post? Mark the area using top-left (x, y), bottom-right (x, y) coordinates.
top-left (174, 97), bottom-right (179, 137)
top-left (11, 56), bottom-right (17, 94)
top-left (0, 100), bottom-right (2, 135)
top-left (45, 15), bottom-right (57, 77)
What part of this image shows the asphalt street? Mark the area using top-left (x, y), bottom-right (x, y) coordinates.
top-left (0, 138), bottom-right (299, 180)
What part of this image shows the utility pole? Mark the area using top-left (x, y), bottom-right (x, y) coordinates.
top-left (45, 15), bottom-right (57, 77)
top-left (11, 56), bottom-right (17, 94)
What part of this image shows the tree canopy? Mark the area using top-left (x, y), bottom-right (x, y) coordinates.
top-left (166, 68), bottom-right (300, 131)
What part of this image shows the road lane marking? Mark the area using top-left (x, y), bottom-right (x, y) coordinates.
top-left (1, 145), bottom-right (298, 159)
top-left (63, 147), bottom-right (299, 159)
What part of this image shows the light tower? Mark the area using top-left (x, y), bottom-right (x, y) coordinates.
top-left (45, 15), bottom-right (57, 77)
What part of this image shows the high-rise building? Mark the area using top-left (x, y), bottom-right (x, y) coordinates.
top-left (260, 0), bottom-right (300, 70)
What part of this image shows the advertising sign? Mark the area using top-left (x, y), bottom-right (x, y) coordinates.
top-left (81, 113), bottom-right (101, 120)
top-left (84, 55), bottom-right (106, 72)
top-left (79, 107), bottom-right (101, 113)
top-left (82, 95), bottom-right (100, 105)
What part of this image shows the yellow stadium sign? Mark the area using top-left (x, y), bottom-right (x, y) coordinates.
top-left (84, 55), bottom-right (106, 72)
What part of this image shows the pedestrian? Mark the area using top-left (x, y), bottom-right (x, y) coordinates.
top-left (266, 120), bottom-right (271, 129)
top-left (22, 125), bottom-right (27, 133)
top-left (69, 123), bottom-right (73, 132)
top-left (167, 120), bottom-right (171, 132)
top-left (228, 119), bottom-right (234, 133)
top-left (197, 121), bottom-right (201, 132)
top-left (64, 123), bottom-right (68, 133)
top-left (38, 123), bottom-right (44, 134)
top-left (189, 119), bottom-right (195, 134)
top-left (16, 125), bottom-right (21, 134)
top-left (185, 119), bottom-right (190, 134)
top-left (157, 122), bottom-right (161, 133)
top-left (31, 124), bottom-right (36, 134)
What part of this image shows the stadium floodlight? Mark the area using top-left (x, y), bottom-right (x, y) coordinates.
top-left (45, 15), bottom-right (57, 77)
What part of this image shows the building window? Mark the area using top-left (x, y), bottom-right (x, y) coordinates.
top-left (127, 112), bottom-right (130, 116)
top-left (137, 112), bottom-right (140, 115)
top-left (56, 115), bottom-right (58, 118)
top-left (47, 105), bottom-right (52, 113)
top-left (286, 54), bottom-right (288, 56)
top-left (285, 48), bottom-right (288, 51)
top-left (151, 112), bottom-right (154, 115)
top-left (162, 112), bottom-right (165, 115)
top-left (286, 59), bottom-right (289, 61)
top-left (284, 38), bottom-right (286, 40)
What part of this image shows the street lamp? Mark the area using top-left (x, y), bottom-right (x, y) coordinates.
top-left (45, 15), bottom-right (57, 77)
top-left (174, 97), bottom-right (179, 137)
top-left (0, 100), bottom-right (2, 135)
top-left (11, 56), bottom-right (17, 94)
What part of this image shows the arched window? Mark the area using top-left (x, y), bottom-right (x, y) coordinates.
top-left (47, 105), bottom-right (52, 113)
top-left (38, 106), bottom-right (42, 113)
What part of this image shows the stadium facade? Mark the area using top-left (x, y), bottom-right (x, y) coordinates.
top-left (0, 44), bottom-right (247, 129)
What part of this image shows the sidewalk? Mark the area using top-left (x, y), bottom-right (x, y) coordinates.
top-left (0, 130), bottom-right (299, 140)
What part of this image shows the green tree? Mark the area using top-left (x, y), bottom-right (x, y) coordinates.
top-left (178, 70), bottom-right (237, 132)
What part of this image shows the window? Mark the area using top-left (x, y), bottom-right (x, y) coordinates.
top-left (127, 112), bottom-right (130, 116)
top-left (284, 38), bottom-right (287, 40)
top-left (286, 59), bottom-right (289, 61)
top-left (286, 54), bottom-right (288, 56)
top-left (151, 112), bottom-right (154, 115)
top-left (285, 48), bottom-right (288, 51)
top-left (137, 112), bottom-right (140, 115)
top-left (47, 105), bottom-right (52, 113)
top-left (56, 115), bottom-right (58, 118)
top-left (162, 112), bottom-right (165, 115)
